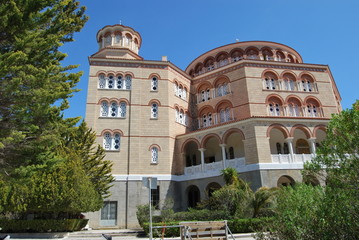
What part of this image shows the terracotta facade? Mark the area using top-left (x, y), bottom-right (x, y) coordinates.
top-left (85, 24), bottom-right (341, 228)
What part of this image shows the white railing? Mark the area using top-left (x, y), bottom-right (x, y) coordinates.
top-left (184, 157), bottom-right (246, 176)
top-left (271, 154), bottom-right (314, 164)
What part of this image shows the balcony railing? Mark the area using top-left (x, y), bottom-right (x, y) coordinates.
top-left (271, 154), bottom-right (314, 164)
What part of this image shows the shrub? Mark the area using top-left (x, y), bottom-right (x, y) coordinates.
top-left (172, 209), bottom-right (229, 221)
top-left (142, 221), bottom-right (181, 238)
top-left (0, 219), bottom-right (88, 232)
top-left (228, 217), bottom-right (274, 233)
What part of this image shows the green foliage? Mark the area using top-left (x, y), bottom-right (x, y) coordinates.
top-left (0, 219), bottom-right (88, 233)
top-left (172, 209), bottom-right (229, 222)
top-left (0, 1), bottom-right (114, 219)
top-left (142, 221), bottom-right (181, 238)
top-left (200, 168), bottom-right (278, 219)
top-left (142, 218), bottom-right (274, 237)
top-left (228, 217), bottom-right (274, 233)
top-left (305, 100), bottom-right (359, 189)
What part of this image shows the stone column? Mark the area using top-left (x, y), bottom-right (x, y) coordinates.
top-left (219, 144), bottom-right (227, 169)
top-left (285, 137), bottom-right (294, 163)
top-left (308, 138), bottom-right (317, 155)
top-left (198, 148), bottom-right (206, 172)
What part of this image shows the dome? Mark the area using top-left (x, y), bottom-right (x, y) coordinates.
top-left (96, 24), bottom-right (142, 55)
top-left (186, 41), bottom-right (303, 77)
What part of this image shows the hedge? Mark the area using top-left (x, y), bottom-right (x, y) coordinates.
top-left (227, 217), bottom-right (274, 233)
top-left (0, 219), bottom-right (89, 233)
top-left (142, 218), bottom-right (274, 238)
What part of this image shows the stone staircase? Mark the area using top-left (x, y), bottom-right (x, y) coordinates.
top-left (66, 229), bottom-right (145, 239)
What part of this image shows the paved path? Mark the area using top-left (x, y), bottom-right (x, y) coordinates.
top-left (3, 229), bottom-right (256, 240)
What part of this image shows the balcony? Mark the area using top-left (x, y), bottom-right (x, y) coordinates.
top-left (179, 154), bottom-right (316, 181)
top-left (271, 154), bottom-right (314, 164)
top-left (184, 157), bottom-right (246, 178)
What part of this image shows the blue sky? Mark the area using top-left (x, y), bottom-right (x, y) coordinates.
top-left (61, 0), bottom-right (359, 120)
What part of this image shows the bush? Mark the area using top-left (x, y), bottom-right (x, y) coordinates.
top-left (172, 209), bottom-right (229, 222)
top-left (228, 218), bottom-right (273, 233)
top-left (142, 221), bottom-right (181, 238)
top-left (0, 219), bottom-right (88, 232)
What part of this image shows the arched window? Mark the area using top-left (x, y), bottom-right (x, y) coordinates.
top-left (103, 132), bottom-right (112, 150)
top-left (302, 80), bottom-right (312, 92)
top-left (288, 103), bottom-right (300, 117)
top-left (307, 104), bottom-right (318, 117)
top-left (105, 35), bottom-right (111, 46)
top-left (183, 88), bottom-right (187, 100)
top-left (103, 132), bottom-right (121, 151)
top-left (179, 110), bottom-right (184, 124)
top-left (151, 147), bottom-right (159, 164)
top-left (151, 77), bottom-right (158, 91)
top-left (119, 102), bottom-right (126, 118)
top-left (283, 74), bottom-right (296, 91)
top-left (108, 75), bottom-right (115, 89)
top-left (202, 113), bottom-right (212, 127)
top-left (151, 103), bottom-right (158, 118)
top-left (300, 75), bottom-right (315, 92)
top-left (113, 133), bottom-right (121, 150)
top-left (217, 83), bottom-right (228, 97)
top-left (115, 34), bottom-right (122, 44)
top-left (117, 75), bottom-right (123, 89)
top-left (269, 103), bottom-right (281, 116)
top-left (125, 75), bottom-right (131, 89)
top-left (99, 74), bottom-right (106, 88)
top-left (265, 77), bottom-right (277, 90)
top-left (100, 101), bottom-right (108, 117)
top-left (178, 86), bottom-right (183, 98)
top-left (110, 102), bottom-right (118, 117)
top-left (219, 108), bottom-right (231, 123)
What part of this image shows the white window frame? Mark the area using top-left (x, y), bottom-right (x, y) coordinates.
top-left (151, 103), bottom-right (158, 119)
top-left (151, 147), bottom-right (159, 164)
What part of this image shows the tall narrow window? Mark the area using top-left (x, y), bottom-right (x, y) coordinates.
top-left (151, 77), bottom-right (158, 91)
top-left (283, 143), bottom-right (289, 154)
top-left (151, 103), bottom-right (158, 118)
top-left (110, 102), bottom-right (118, 117)
top-left (103, 133), bottom-right (112, 150)
top-left (119, 102), bottom-right (126, 118)
top-left (108, 75), bottom-right (114, 89)
top-left (113, 134), bottom-right (121, 150)
top-left (175, 109), bottom-right (179, 122)
top-left (101, 101), bottom-right (108, 117)
top-left (151, 147), bottom-right (158, 164)
top-left (206, 89), bottom-right (211, 100)
top-left (125, 75), bottom-right (131, 89)
top-left (179, 110), bottom-right (184, 124)
top-left (151, 186), bottom-right (160, 209)
top-left (276, 143), bottom-right (282, 154)
top-left (201, 90), bottom-right (206, 102)
top-left (182, 88), bottom-right (187, 100)
top-left (117, 76), bottom-right (123, 89)
top-left (178, 86), bottom-right (183, 98)
top-left (99, 74), bottom-right (106, 88)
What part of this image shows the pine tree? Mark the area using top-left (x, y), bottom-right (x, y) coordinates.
top-left (0, 1), bottom-right (114, 218)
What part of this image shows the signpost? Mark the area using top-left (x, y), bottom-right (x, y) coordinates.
top-left (142, 177), bottom-right (157, 240)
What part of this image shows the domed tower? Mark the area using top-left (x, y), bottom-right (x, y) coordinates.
top-left (94, 24), bottom-right (142, 60)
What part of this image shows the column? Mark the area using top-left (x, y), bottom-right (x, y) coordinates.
top-left (219, 144), bottom-right (227, 169)
top-left (308, 138), bottom-right (317, 155)
top-left (285, 137), bottom-right (294, 163)
top-left (198, 148), bottom-right (206, 172)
